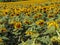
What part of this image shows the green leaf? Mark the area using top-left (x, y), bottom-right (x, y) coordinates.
top-left (37, 36), bottom-right (51, 45)
top-left (43, 26), bottom-right (55, 34)
top-left (0, 42), bottom-right (4, 45)
top-left (2, 36), bottom-right (9, 40)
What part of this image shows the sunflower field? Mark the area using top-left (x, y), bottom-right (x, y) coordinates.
top-left (0, 0), bottom-right (60, 45)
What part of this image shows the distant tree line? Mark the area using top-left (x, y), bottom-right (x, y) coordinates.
top-left (2, 0), bottom-right (27, 2)
top-left (2, 0), bottom-right (17, 2)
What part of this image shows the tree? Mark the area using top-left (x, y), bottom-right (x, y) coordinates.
top-left (3, 0), bottom-right (17, 2)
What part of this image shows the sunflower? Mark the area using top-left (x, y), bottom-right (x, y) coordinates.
top-left (25, 31), bottom-right (34, 36)
top-left (0, 28), bottom-right (7, 33)
top-left (34, 8), bottom-right (38, 12)
top-left (15, 13), bottom-right (20, 16)
top-left (56, 19), bottom-right (60, 24)
top-left (0, 38), bottom-right (3, 42)
top-left (14, 22), bottom-right (22, 29)
top-left (36, 6), bottom-right (41, 10)
top-left (2, 9), bottom-right (9, 16)
top-left (16, 8), bottom-right (21, 13)
top-left (42, 6), bottom-right (50, 13)
top-left (47, 21), bottom-right (59, 29)
top-left (3, 12), bottom-right (8, 16)
top-left (33, 13), bottom-right (42, 19)
top-left (25, 12), bottom-right (30, 16)
top-left (33, 15), bottom-right (39, 19)
top-left (26, 8), bottom-right (31, 12)
top-left (47, 14), bottom-right (54, 18)
top-left (14, 8), bottom-right (21, 14)
top-left (36, 20), bottom-right (44, 26)
top-left (24, 19), bottom-right (31, 25)
top-left (53, 8), bottom-right (59, 14)
top-left (10, 13), bottom-right (15, 18)
top-left (20, 8), bottom-right (25, 12)
top-left (37, 13), bottom-right (42, 18)
top-left (51, 36), bottom-right (58, 42)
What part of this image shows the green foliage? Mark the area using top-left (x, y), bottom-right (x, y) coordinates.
top-left (1, 0), bottom-right (28, 2)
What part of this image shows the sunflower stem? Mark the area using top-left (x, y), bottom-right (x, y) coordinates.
top-left (56, 30), bottom-right (60, 37)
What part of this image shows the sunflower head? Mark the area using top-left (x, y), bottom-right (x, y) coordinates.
top-left (14, 22), bottom-right (22, 29)
top-left (36, 20), bottom-right (44, 26)
top-left (2, 9), bottom-right (9, 16)
top-left (15, 13), bottom-right (20, 16)
top-left (33, 13), bottom-right (42, 19)
top-left (0, 38), bottom-right (3, 42)
top-left (24, 19), bottom-right (31, 25)
top-left (25, 13), bottom-right (30, 16)
top-left (10, 13), bottom-right (15, 18)
top-left (25, 31), bottom-right (34, 36)
top-left (56, 19), bottom-right (60, 24)
top-left (51, 36), bottom-right (58, 42)
top-left (47, 21), bottom-right (59, 29)
top-left (0, 28), bottom-right (7, 33)
top-left (47, 14), bottom-right (54, 18)
top-left (33, 15), bottom-right (39, 19)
